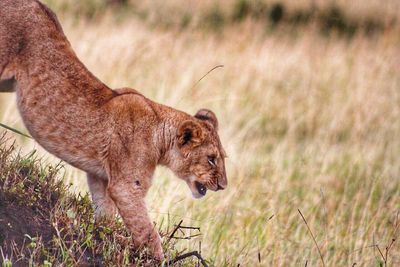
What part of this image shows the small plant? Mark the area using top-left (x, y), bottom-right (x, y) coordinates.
top-left (1, 258), bottom-right (12, 267)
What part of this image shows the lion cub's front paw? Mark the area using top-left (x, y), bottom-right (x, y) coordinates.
top-left (149, 232), bottom-right (164, 261)
top-left (152, 245), bottom-right (164, 261)
top-left (137, 228), bottom-right (164, 261)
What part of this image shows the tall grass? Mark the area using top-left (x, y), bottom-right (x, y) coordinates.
top-left (0, 1), bottom-right (399, 265)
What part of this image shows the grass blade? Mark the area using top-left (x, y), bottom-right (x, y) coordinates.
top-left (0, 122), bottom-right (32, 139)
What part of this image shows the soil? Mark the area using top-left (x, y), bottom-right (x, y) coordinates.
top-left (0, 191), bottom-right (54, 258)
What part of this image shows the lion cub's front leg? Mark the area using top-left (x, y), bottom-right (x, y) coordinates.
top-left (108, 177), bottom-right (163, 260)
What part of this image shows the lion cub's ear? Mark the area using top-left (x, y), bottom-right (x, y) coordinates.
top-left (194, 109), bottom-right (218, 130)
top-left (177, 120), bottom-right (204, 148)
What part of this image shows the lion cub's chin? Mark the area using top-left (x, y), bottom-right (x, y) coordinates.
top-left (192, 191), bottom-right (206, 199)
top-left (188, 184), bottom-right (207, 199)
top-left (186, 177), bottom-right (207, 199)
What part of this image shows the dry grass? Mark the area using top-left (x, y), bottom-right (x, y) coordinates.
top-left (0, 1), bottom-right (399, 266)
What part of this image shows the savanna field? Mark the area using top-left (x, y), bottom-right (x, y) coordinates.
top-left (0, 0), bottom-right (400, 266)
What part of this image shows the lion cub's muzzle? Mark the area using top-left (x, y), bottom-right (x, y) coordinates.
top-left (189, 174), bottom-right (227, 198)
top-left (216, 184), bottom-right (225, 191)
top-left (216, 174), bottom-right (227, 191)
top-left (206, 175), bottom-right (227, 192)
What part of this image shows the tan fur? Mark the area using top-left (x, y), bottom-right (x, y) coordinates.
top-left (0, 0), bottom-right (227, 259)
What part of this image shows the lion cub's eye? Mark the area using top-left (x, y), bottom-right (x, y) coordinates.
top-left (207, 155), bottom-right (216, 166)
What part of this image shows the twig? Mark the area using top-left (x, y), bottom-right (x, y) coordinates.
top-left (178, 226), bottom-right (201, 231)
top-left (376, 238), bottom-right (396, 267)
top-left (168, 220), bottom-right (201, 240)
top-left (171, 233), bottom-right (201, 240)
top-left (375, 238), bottom-right (396, 266)
top-left (256, 235), bottom-right (261, 263)
top-left (298, 209), bottom-right (326, 267)
top-left (165, 251), bottom-right (208, 267)
top-left (386, 238), bottom-right (396, 259)
top-left (169, 220), bottom-right (183, 240)
top-left (348, 244), bottom-right (378, 255)
top-left (375, 245), bottom-right (385, 266)
top-left (178, 228), bottom-right (185, 235)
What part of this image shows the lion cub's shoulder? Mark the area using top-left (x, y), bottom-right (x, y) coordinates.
top-left (114, 88), bottom-right (142, 96)
top-left (107, 88), bottom-right (159, 124)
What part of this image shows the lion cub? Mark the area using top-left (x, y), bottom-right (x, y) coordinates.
top-left (0, 0), bottom-right (227, 260)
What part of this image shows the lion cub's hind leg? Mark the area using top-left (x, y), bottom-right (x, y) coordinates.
top-left (87, 173), bottom-right (117, 219)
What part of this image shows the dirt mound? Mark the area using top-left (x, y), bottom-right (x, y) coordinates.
top-left (0, 191), bottom-right (54, 256)
top-left (0, 135), bottom-right (197, 266)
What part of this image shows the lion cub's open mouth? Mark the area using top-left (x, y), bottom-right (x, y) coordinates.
top-left (195, 181), bottom-right (207, 196)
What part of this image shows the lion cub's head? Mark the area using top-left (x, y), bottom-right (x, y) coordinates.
top-left (171, 109), bottom-right (227, 198)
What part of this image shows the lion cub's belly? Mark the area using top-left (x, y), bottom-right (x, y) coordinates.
top-left (16, 89), bottom-right (108, 177)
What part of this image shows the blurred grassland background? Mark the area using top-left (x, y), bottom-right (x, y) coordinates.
top-left (0, 0), bottom-right (400, 266)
